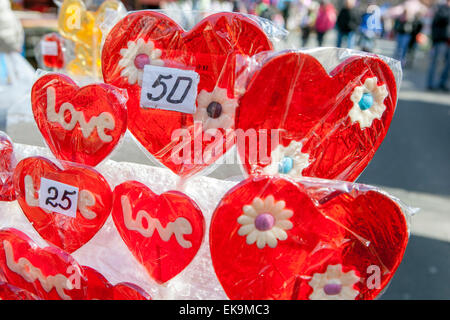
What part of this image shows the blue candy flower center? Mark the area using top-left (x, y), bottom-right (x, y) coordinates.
top-left (278, 156), bottom-right (293, 174)
top-left (358, 93), bottom-right (374, 110)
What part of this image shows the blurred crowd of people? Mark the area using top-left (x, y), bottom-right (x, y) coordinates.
top-left (227, 0), bottom-right (449, 91)
top-left (0, 0), bottom-right (448, 90)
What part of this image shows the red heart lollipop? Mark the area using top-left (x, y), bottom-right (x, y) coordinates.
top-left (112, 282), bottom-right (151, 300)
top-left (236, 52), bottom-right (397, 182)
top-left (210, 176), bottom-right (408, 300)
top-left (13, 156), bottom-right (113, 253)
top-left (0, 282), bottom-right (41, 300)
top-left (0, 132), bottom-right (16, 201)
top-left (40, 33), bottom-right (65, 69)
top-left (102, 11), bottom-right (273, 178)
top-left (112, 181), bottom-right (205, 283)
top-left (82, 266), bottom-right (151, 300)
top-left (81, 265), bottom-right (112, 300)
top-left (0, 229), bottom-right (149, 300)
top-left (31, 73), bottom-right (127, 167)
top-left (0, 228), bottom-right (88, 300)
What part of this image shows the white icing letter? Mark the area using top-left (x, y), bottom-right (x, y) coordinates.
top-left (78, 190), bottom-right (97, 220)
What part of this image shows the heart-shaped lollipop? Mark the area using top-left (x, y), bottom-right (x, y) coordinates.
top-left (210, 176), bottom-right (408, 300)
top-left (31, 73), bottom-right (127, 167)
top-left (111, 282), bottom-right (151, 300)
top-left (112, 181), bottom-right (205, 283)
top-left (82, 266), bottom-right (151, 300)
top-left (0, 228), bottom-right (88, 300)
top-left (0, 132), bottom-right (16, 201)
top-left (0, 282), bottom-right (41, 300)
top-left (0, 228), bottom-right (150, 300)
top-left (236, 52), bottom-right (398, 181)
top-left (102, 11), bottom-right (273, 178)
top-left (13, 156), bottom-right (113, 253)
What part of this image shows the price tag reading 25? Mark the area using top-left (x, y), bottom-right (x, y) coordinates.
top-left (140, 65), bottom-right (200, 114)
top-left (39, 178), bottom-right (79, 218)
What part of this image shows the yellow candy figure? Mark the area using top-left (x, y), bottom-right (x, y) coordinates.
top-left (58, 0), bottom-right (126, 78)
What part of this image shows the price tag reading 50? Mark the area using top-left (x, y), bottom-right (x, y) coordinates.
top-left (140, 65), bottom-right (200, 114)
top-left (39, 178), bottom-right (79, 218)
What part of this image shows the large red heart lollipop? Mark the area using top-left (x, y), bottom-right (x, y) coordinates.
top-left (102, 11), bottom-right (272, 178)
top-left (31, 73), bottom-right (127, 167)
top-left (112, 181), bottom-right (205, 283)
top-left (0, 228), bottom-right (88, 300)
top-left (0, 132), bottom-right (16, 201)
top-left (13, 156), bottom-right (113, 253)
top-left (236, 52), bottom-right (397, 182)
top-left (210, 176), bottom-right (408, 300)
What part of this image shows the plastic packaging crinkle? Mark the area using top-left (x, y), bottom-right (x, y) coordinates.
top-left (101, 10), bottom-right (274, 179)
top-left (0, 143), bottom-right (414, 300)
top-left (31, 72), bottom-right (128, 167)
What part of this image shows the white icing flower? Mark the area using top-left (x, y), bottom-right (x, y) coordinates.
top-left (263, 140), bottom-right (310, 178)
top-left (118, 38), bottom-right (164, 86)
top-left (237, 195), bottom-right (293, 249)
top-left (349, 77), bottom-right (388, 128)
top-left (193, 87), bottom-right (238, 132)
top-left (309, 264), bottom-right (360, 300)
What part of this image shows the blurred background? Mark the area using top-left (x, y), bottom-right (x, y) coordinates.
top-left (0, 0), bottom-right (449, 299)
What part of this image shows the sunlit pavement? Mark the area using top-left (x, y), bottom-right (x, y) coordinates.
top-left (1, 27), bottom-right (449, 300)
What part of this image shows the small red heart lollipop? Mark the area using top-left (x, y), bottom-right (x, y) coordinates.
top-left (237, 52), bottom-right (398, 182)
top-left (112, 181), bottom-right (205, 283)
top-left (13, 156), bottom-right (113, 253)
top-left (31, 73), bottom-right (127, 167)
top-left (0, 228), bottom-right (87, 300)
top-left (82, 266), bottom-right (151, 300)
top-left (40, 33), bottom-right (65, 69)
top-left (0, 228), bottom-right (150, 300)
top-left (112, 282), bottom-right (151, 300)
top-left (0, 282), bottom-right (41, 300)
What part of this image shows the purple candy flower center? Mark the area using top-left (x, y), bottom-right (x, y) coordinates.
top-left (134, 53), bottom-right (150, 70)
top-left (207, 101), bottom-right (223, 118)
top-left (254, 213), bottom-right (275, 231)
top-left (323, 283), bottom-right (342, 295)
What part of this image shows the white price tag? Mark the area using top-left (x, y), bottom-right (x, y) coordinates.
top-left (104, 8), bottom-right (117, 21)
top-left (140, 65), bottom-right (199, 114)
top-left (39, 178), bottom-right (79, 218)
top-left (41, 41), bottom-right (58, 56)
